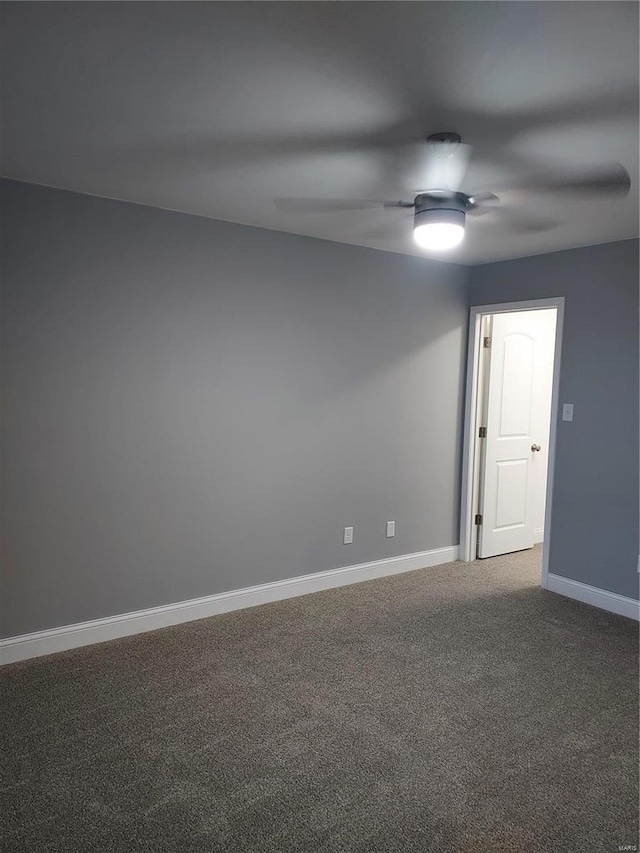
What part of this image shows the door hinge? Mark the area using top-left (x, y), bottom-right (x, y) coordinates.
top-left (478, 426), bottom-right (487, 438)
top-left (475, 514), bottom-right (483, 525)
top-left (483, 336), bottom-right (492, 348)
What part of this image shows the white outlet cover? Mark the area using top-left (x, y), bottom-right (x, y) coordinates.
top-left (343, 526), bottom-right (353, 545)
top-left (562, 403), bottom-right (574, 421)
top-left (386, 521), bottom-right (395, 538)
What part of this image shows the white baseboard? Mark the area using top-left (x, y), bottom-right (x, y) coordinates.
top-left (533, 527), bottom-right (544, 544)
top-left (545, 573), bottom-right (640, 621)
top-left (0, 545), bottom-right (458, 665)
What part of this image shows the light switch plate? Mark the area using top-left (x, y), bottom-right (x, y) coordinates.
top-left (562, 403), bottom-right (574, 422)
top-left (386, 521), bottom-right (395, 538)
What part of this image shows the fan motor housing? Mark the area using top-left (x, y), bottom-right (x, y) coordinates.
top-left (414, 192), bottom-right (468, 231)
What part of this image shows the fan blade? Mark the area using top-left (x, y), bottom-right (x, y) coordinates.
top-left (383, 201), bottom-right (416, 209)
top-left (505, 210), bottom-right (560, 234)
top-left (422, 140), bottom-right (472, 193)
top-left (274, 198), bottom-right (413, 213)
top-left (472, 204), bottom-right (559, 233)
top-left (497, 163), bottom-right (631, 198)
top-left (467, 193), bottom-right (500, 216)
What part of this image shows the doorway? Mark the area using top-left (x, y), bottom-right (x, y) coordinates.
top-left (459, 298), bottom-right (565, 587)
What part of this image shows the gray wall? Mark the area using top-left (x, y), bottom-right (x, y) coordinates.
top-left (1, 180), bottom-right (469, 637)
top-left (470, 240), bottom-right (639, 600)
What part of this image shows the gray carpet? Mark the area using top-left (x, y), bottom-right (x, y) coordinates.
top-left (2, 547), bottom-right (638, 852)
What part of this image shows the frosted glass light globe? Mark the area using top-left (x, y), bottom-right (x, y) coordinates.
top-left (413, 221), bottom-right (465, 251)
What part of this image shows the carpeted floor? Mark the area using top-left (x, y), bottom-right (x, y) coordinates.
top-left (2, 547), bottom-right (638, 852)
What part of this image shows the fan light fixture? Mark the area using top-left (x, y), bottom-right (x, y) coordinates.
top-left (413, 205), bottom-right (466, 251)
top-left (274, 130), bottom-right (631, 251)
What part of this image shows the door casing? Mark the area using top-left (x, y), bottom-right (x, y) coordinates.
top-left (459, 297), bottom-right (565, 590)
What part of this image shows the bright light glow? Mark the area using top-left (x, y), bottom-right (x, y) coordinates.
top-left (414, 221), bottom-right (465, 251)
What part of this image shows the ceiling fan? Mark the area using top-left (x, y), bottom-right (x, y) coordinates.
top-left (275, 132), bottom-right (631, 251)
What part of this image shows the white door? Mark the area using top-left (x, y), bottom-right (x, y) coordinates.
top-left (478, 309), bottom-right (556, 558)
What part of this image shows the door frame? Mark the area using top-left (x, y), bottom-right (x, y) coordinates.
top-left (459, 297), bottom-right (565, 589)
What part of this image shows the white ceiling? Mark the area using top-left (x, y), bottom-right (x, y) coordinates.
top-left (1, 2), bottom-right (638, 265)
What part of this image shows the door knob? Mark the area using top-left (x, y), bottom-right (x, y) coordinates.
top-left (531, 443), bottom-right (541, 452)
